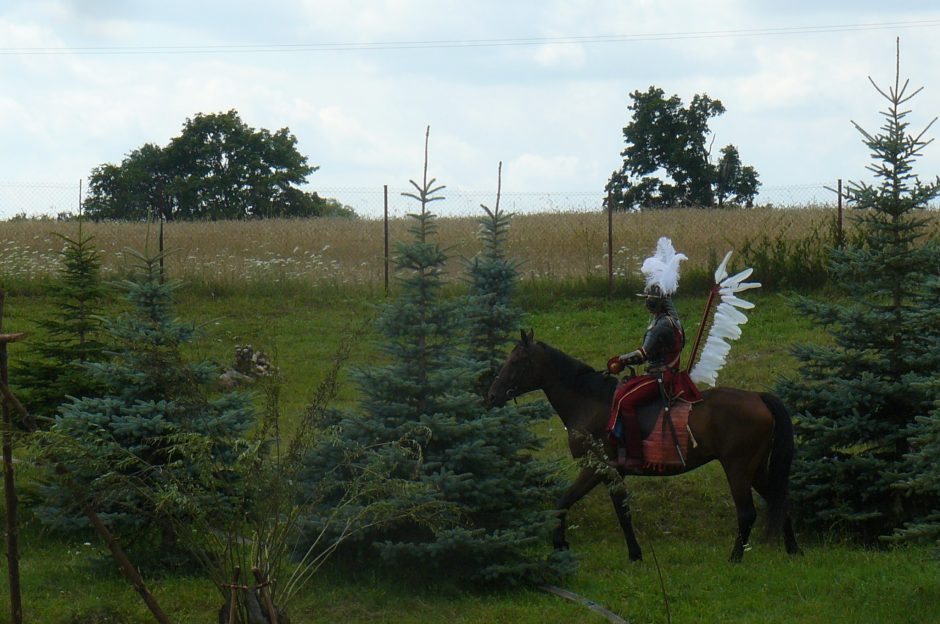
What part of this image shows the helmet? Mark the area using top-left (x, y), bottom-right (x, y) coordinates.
top-left (638, 283), bottom-right (668, 313)
top-left (636, 283), bottom-right (666, 299)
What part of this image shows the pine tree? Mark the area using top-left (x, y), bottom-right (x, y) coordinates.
top-left (893, 275), bottom-right (940, 545)
top-left (14, 224), bottom-right (106, 425)
top-left (464, 162), bottom-right (523, 397)
top-left (38, 251), bottom-right (255, 558)
top-left (776, 45), bottom-right (940, 541)
top-left (459, 161), bottom-right (575, 582)
top-left (304, 132), bottom-right (571, 584)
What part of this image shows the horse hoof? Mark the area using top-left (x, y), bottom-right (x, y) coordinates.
top-left (629, 553), bottom-right (643, 563)
top-left (554, 541), bottom-right (570, 551)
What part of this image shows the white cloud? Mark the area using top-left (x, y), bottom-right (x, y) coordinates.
top-left (505, 153), bottom-right (582, 190)
top-left (533, 42), bottom-right (586, 69)
top-left (3, 0), bottom-right (940, 214)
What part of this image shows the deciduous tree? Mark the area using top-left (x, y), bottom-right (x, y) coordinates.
top-left (606, 86), bottom-right (760, 210)
top-left (84, 110), bottom-right (345, 220)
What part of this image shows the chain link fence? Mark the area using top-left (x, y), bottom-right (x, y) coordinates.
top-left (0, 180), bottom-right (855, 290)
top-left (0, 181), bottom-right (842, 221)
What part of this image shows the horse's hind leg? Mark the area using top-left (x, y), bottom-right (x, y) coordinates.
top-left (553, 467), bottom-right (602, 551)
top-left (782, 516), bottom-right (799, 555)
top-left (723, 462), bottom-right (758, 563)
top-left (610, 488), bottom-right (642, 561)
top-left (752, 481), bottom-right (801, 556)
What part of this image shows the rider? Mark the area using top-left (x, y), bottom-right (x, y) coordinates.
top-left (605, 247), bottom-right (702, 469)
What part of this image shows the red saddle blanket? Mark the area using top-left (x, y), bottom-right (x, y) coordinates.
top-left (643, 401), bottom-right (693, 471)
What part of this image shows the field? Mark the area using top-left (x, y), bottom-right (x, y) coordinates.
top-left (0, 207), bottom-right (854, 293)
top-left (1, 211), bottom-right (939, 623)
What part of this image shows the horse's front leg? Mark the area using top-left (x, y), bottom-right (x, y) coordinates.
top-left (553, 467), bottom-right (602, 551)
top-left (610, 488), bottom-right (642, 561)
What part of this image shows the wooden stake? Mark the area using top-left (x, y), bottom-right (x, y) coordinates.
top-left (227, 567), bottom-right (241, 624)
top-left (252, 568), bottom-right (279, 624)
top-left (56, 465), bottom-right (171, 624)
top-left (0, 291), bottom-right (24, 624)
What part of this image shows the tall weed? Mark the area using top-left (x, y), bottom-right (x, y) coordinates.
top-left (737, 216), bottom-right (836, 290)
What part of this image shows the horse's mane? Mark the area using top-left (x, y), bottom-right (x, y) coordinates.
top-left (537, 341), bottom-right (617, 400)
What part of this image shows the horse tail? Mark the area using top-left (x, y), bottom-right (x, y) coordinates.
top-left (760, 392), bottom-right (794, 536)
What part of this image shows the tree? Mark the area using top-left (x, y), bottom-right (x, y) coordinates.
top-left (84, 110), bottom-right (342, 220)
top-left (303, 133), bottom-right (572, 584)
top-left (776, 47), bottom-right (940, 542)
top-left (464, 162), bottom-right (523, 397)
top-left (13, 223), bottom-right (107, 424)
top-left (606, 86), bottom-right (760, 210)
top-left (461, 162), bottom-right (575, 581)
top-left (38, 251), bottom-right (256, 561)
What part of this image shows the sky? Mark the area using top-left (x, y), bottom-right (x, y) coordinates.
top-left (3, 1), bottom-right (940, 217)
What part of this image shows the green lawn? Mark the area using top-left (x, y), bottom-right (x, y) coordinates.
top-left (1, 288), bottom-right (937, 623)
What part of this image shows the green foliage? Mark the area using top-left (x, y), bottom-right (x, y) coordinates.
top-left (737, 217), bottom-right (836, 291)
top-left (36, 251), bottom-right (256, 562)
top-left (464, 163), bottom-right (523, 396)
top-left (84, 110), bottom-right (349, 220)
top-left (606, 86), bottom-right (760, 210)
top-left (777, 54), bottom-right (940, 542)
top-left (304, 135), bottom-right (572, 585)
top-left (12, 224), bottom-right (107, 426)
top-left (8, 290), bottom-right (940, 622)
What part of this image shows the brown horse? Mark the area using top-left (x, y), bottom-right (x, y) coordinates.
top-left (486, 330), bottom-right (799, 563)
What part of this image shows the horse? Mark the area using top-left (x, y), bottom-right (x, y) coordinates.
top-left (486, 329), bottom-right (800, 563)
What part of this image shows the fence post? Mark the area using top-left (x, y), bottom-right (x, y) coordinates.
top-left (837, 178), bottom-right (844, 248)
top-left (607, 190), bottom-right (614, 298)
top-left (0, 291), bottom-right (24, 624)
top-left (157, 181), bottom-right (166, 284)
top-left (384, 185), bottom-right (390, 297)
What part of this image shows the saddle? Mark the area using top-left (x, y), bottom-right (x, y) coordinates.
top-left (635, 397), bottom-right (695, 472)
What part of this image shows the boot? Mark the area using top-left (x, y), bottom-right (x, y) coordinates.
top-left (608, 446), bottom-right (628, 469)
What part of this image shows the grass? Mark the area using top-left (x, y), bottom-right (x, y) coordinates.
top-left (2, 287), bottom-right (938, 623)
top-left (0, 208), bottom-right (856, 295)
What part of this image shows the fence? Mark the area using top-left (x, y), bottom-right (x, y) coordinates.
top-left (7, 180), bottom-right (939, 295)
top-left (0, 181), bottom-right (842, 221)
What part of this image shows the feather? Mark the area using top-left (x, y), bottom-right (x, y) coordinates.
top-left (640, 237), bottom-right (688, 296)
top-left (714, 250), bottom-right (733, 284)
top-left (690, 250), bottom-right (761, 388)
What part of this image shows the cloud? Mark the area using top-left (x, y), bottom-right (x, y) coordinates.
top-left (505, 153), bottom-right (583, 190)
top-left (533, 42), bottom-right (586, 69)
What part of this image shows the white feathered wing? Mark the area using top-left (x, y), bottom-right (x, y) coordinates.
top-left (689, 251), bottom-right (761, 387)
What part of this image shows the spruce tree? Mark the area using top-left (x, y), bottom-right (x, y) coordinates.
top-left (305, 132), bottom-right (571, 584)
top-left (460, 161), bottom-right (575, 581)
top-left (464, 162), bottom-right (524, 397)
top-left (14, 224), bottom-right (106, 425)
top-left (38, 250), bottom-right (255, 557)
top-left (777, 46), bottom-right (940, 541)
top-left (893, 277), bottom-right (940, 545)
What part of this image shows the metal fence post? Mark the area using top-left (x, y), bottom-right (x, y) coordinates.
top-left (837, 178), bottom-right (844, 248)
top-left (607, 190), bottom-right (614, 298)
top-left (384, 185), bottom-right (389, 297)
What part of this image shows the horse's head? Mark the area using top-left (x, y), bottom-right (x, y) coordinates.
top-left (487, 329), bottom-right (544, 408)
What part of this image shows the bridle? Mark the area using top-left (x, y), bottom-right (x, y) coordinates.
top-left (493, 351), bottom-right (532, 402)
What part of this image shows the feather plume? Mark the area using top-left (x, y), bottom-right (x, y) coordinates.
top-left (689, 250), bottom-right (761, 387)
top-left (640, 237), bottom-right (687, 296)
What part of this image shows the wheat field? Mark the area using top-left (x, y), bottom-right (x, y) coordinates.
top-left (2, 206), bottom-right (931, 290)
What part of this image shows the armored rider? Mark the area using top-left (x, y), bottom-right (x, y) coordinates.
top-left (605, 238), bottom-right (701, 469)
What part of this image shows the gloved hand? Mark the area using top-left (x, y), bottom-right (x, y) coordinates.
top-left (606, 356), bottom-right (624, 374)
top-left (620, 350), bottom-right (644, 366)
